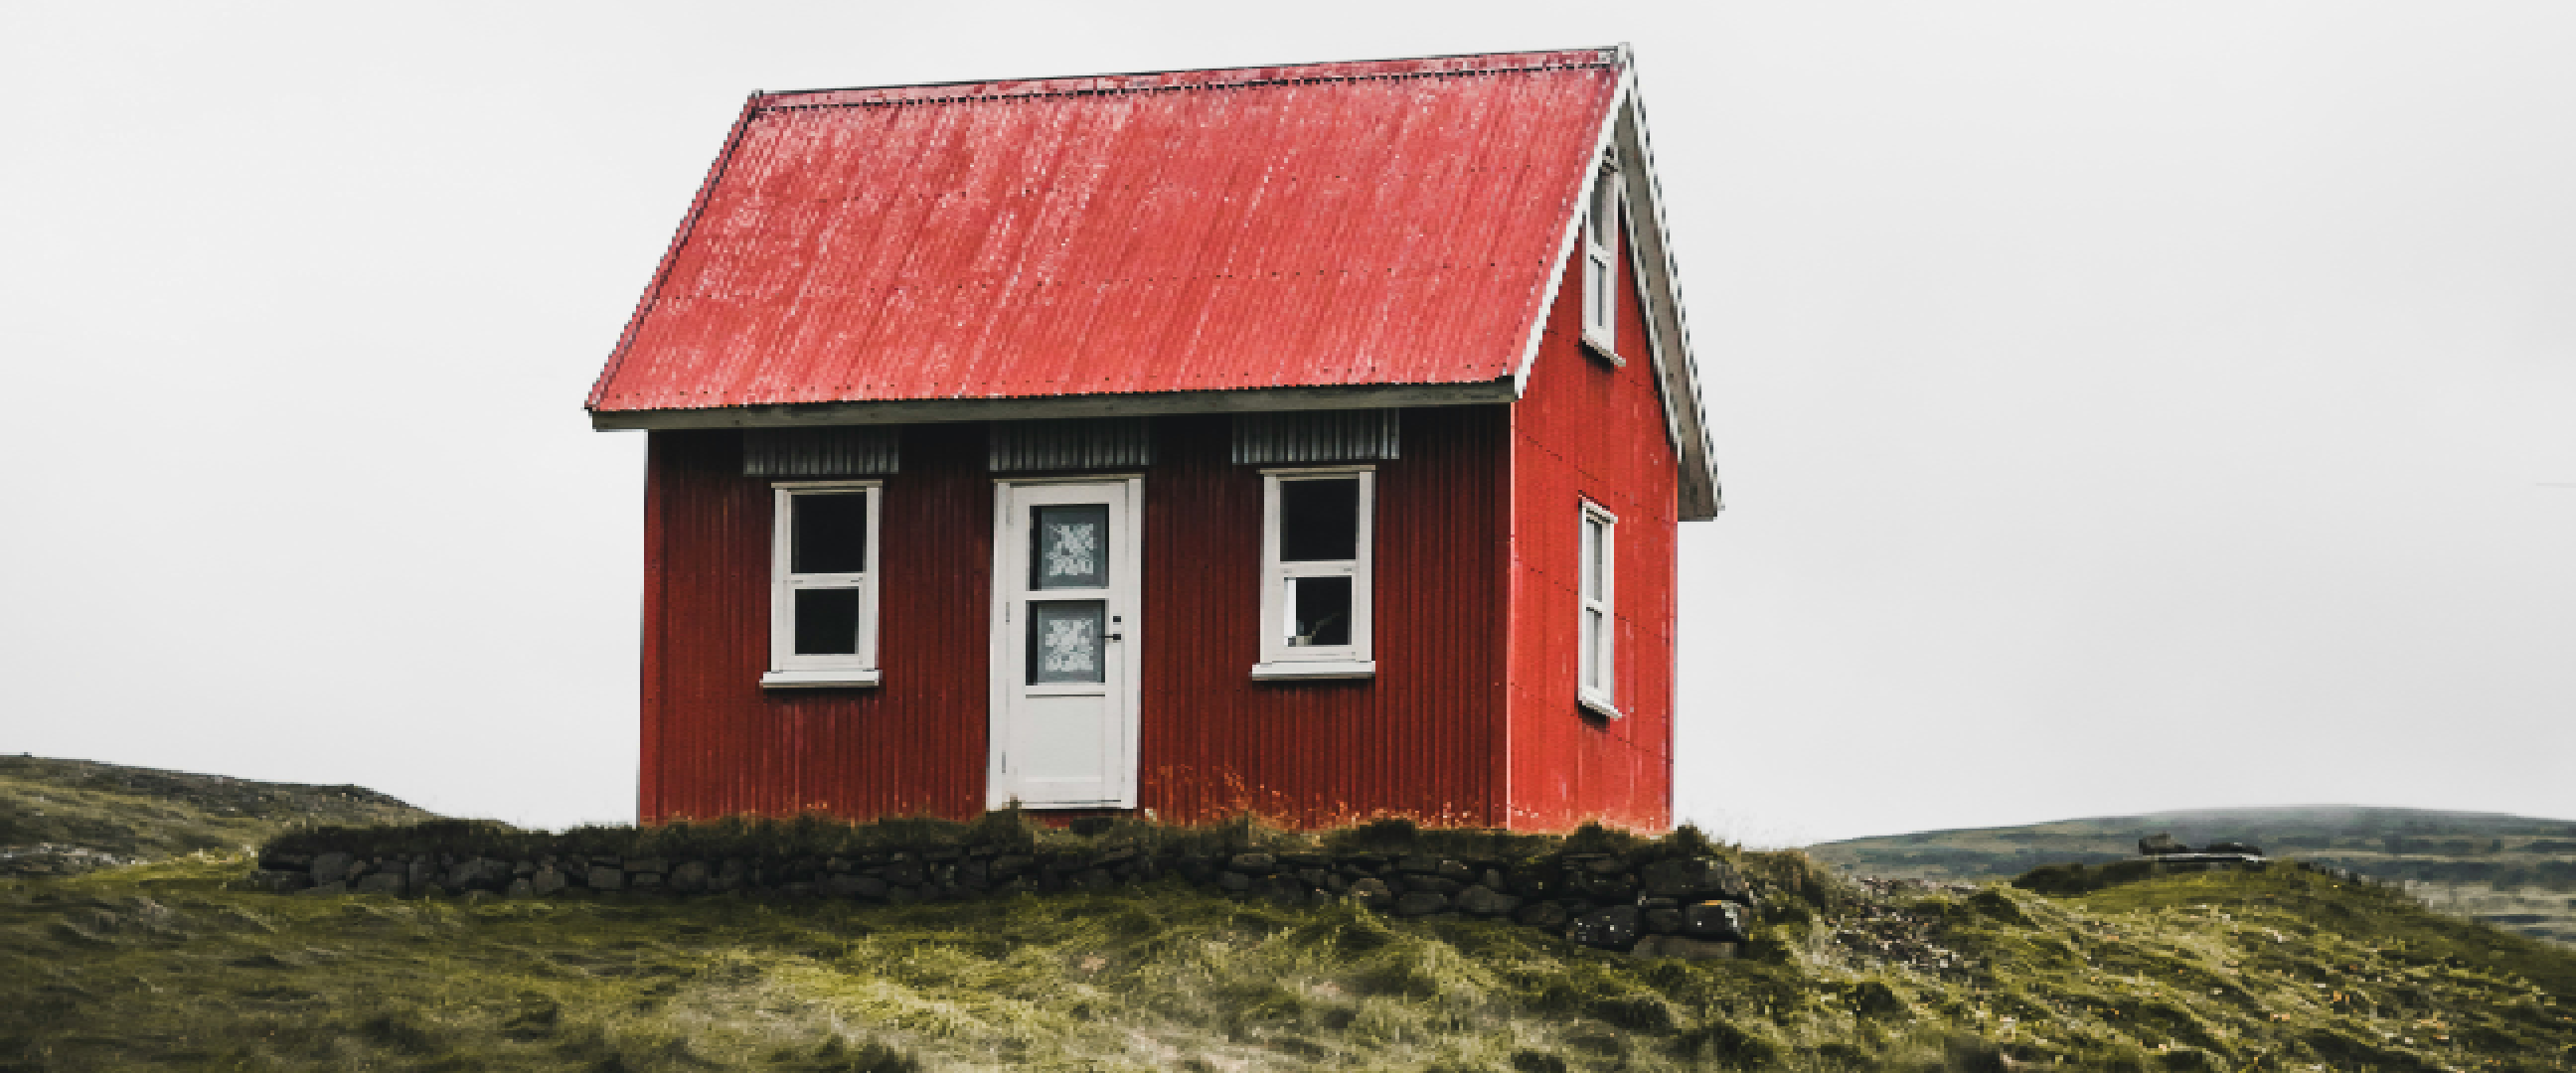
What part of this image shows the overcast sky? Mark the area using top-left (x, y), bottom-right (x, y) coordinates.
top-left (2, 3), bottom-right (2568, 845)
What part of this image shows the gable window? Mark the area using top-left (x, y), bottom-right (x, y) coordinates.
top-left (1252, 467), bottom-right (1375, 680)
top-left (1582, 158), bottom-right (1620, 355)
top-left (764, 482), bottom-right (882, 688)
top-left (1578, 500), bottom-right (1619, 717)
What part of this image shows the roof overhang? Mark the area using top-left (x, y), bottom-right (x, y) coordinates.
top-left (589, 380), bottom-right (1518, 431)
top-left (1514, 46), bottom-right (1723, 522)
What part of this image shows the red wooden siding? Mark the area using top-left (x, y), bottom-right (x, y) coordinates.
top-left (1504, 214), bottom-right (1680, 832)
top-left (641, 423), bottom-right (994, 822)
top-left (640, 409), bottom-right (1513, 828)
top-left (1136, 409), bottom-right (1510, 828)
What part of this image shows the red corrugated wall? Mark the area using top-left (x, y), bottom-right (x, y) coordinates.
top-left (1136, 409), bottom-right (1510, 828)
top-left (1504, 219), bottom-right (1681, 832)
top-left (641, 422), bottom-right (995, 823)
top-left (640, 409), bottom-right (1513, 827)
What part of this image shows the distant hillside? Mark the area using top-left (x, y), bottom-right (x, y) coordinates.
top-left (0, 754), bottom-right (433, 876)
top-left (1811, 806), bottom-right (2576, 946)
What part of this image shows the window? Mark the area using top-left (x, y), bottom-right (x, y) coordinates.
top-left (1582, 159), bottom-right (1620, 354)
top-left (764, 482), bottom-right (882, 688)
top-left (1253, 467), bottom-right (1374, 679)
top-left (1578, 501), bottom-right (1619, 716)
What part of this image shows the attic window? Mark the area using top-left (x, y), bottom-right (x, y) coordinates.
top-left (1582, 157), bottom-right (1621, 361)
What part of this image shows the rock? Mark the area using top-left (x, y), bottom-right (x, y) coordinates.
top-left (1253, 876), bottom-right (1305, 904)
top-left (1394, 890), bottom-right (1449, 916)
top-left (1435, 859), bottom-right (1474, 881)
top-left (513, 860), bottom-right (537, 877)
top-left (447, 858), bottom-right (508, 891)
top-left (1515, 901), bottom-right (1571, 929)
top-left (354, 872), bottom-right (405, 896)
top-left (506, 878), bottom-right (535, 899)
top-left (1295, 867), bottom-right (1331, 888)
top-left (1640, 856), bottom-right (1751, 903)
top-left (1635, 935), bottom-right (1736, 960)
top-left (1580, 856), bottom-right (1629, 876)
top-left (822, 874), bottom-right (887, 899)
top-left (1456, 885), bottom-right (1521, 917)
top-left (1406, 876), bottom-right (1465, 896)
top-left (531, 867), bottom-right (567, 895)
top-left (1349, 877), bottom-right (1394, 911)
top-left (1396, 854), bottom-right (1439, 874)
top-left (2204, 841), bottom-right (2263, 856)
top-left (1322, 872), bottom-right (1349, 895)
top-left (1215, 870), bottom-right (1253, 892)
top-left (991, 854), bottom-right (1034, 878)
top-left (1067, 816), bottom-right (1116, 836)
top-left (586, 866), bottom-right (625, 892)
top-left (1079, 868), bottom-right (1116, 893)
top-left (669, 860), bottom-right (710, 893)
top-left (1684, 901), bottom-right (1751, 942)
top-left (1227, 852), bottom-right (1277, 874)
top-left (1567, 905), bottom-right (1642, 951)
top-left (407, 856), bottom-right (438, 888)
top-left (2139, 834), bottom-right (2189, 856)
top-left (884, 861), bottom-right (926, 885)
top-left (309, 852), bottom-right (354, 885)
top-left (300, 880), bottom-right (348, 896)
top-left (629, 871), bottom-right (663, 888)
top-left (1642, 903), bottom-right (1685, 935)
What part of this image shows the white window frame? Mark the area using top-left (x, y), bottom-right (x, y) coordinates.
top-left (1578, 500), bottom-right (1620, 717)
top-left (1581, 159), bottom-right (1621, 361)
top-left (763, 481), bottom-right (883, 689)
top-left (1251, 466), bottom-right (1375, 681)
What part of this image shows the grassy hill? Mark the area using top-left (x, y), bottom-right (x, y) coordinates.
top-left (0, 754), bottom-right (435, 876)
top-left (1809, 806), bottom-right (2576, 948)
top-left (2, 761), bottom-right (2572, 1071)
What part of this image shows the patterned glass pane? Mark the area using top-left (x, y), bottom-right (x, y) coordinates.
top-left (1030, 505), bottom-right (1109, 589)
top-left (1028, 600), bottom-right (1106, 684)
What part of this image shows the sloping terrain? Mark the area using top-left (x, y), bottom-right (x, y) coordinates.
top-left (0, 754), bottom-right (432, 876)
top-left (1810, 806), bottom-right (2576, 946)
top-left (0, 760), bottom-right (2571, 1070)
top-left (4, 851), bottom-right (2571, 1070)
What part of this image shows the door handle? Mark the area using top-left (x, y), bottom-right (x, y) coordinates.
top-left (1106, 633), bottom-right (1125, 642)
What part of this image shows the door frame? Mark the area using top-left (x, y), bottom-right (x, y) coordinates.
top-left (985, 475), bottom-right (1145, 810)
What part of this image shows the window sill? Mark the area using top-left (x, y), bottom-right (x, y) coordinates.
top-left (1251, 660), bottom-right (1376, 682)
top-left (1579, 691), bottom-right (1623, 719)
top-left (761, 670), bottom-right (882, 690)
top-left (1581, 334), bottom-right (1624, 368)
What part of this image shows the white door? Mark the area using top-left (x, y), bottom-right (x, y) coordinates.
top-left (988, 478), bottom-right (1142, 809)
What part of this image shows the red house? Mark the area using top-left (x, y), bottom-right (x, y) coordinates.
top-left (587, 47), bottom-right (1720, 832)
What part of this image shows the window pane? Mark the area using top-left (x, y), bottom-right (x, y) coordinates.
top-left (1581, 518), bottom-right (1603, 598)
top-left (1581, 607), bottom-right (1605, 689)
top-left (1279, 478), bottom-right (1360, 561)
top-left (790, 493), bottom-right (869, 574)
top-left (793, 587), bottom-right (862, 655)
top-left (1028, 600), bottom-right (1106, 684)
top-left (1030, 505), bottom-right (1109, 589)
top-left (1290, 575), bottom-right (1354, 648)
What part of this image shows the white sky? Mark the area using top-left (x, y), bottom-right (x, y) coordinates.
top-left (2, 3), bottom-right (2568, 844)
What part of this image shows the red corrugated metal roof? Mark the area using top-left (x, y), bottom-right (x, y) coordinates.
top-left (588, 49), bottom-right (1622, 415)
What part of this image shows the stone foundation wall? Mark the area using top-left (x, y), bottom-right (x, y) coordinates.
top-left (250, 842), bottom-right (1760, 960)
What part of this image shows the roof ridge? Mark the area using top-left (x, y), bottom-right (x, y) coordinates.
top-left (758, 48), bottom-right (1618, 109)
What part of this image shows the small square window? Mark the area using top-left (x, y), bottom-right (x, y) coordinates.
top-left (1252, 468), bottom-right (1375, 680)
top-left (766, 482), bottom-right (882, 688)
